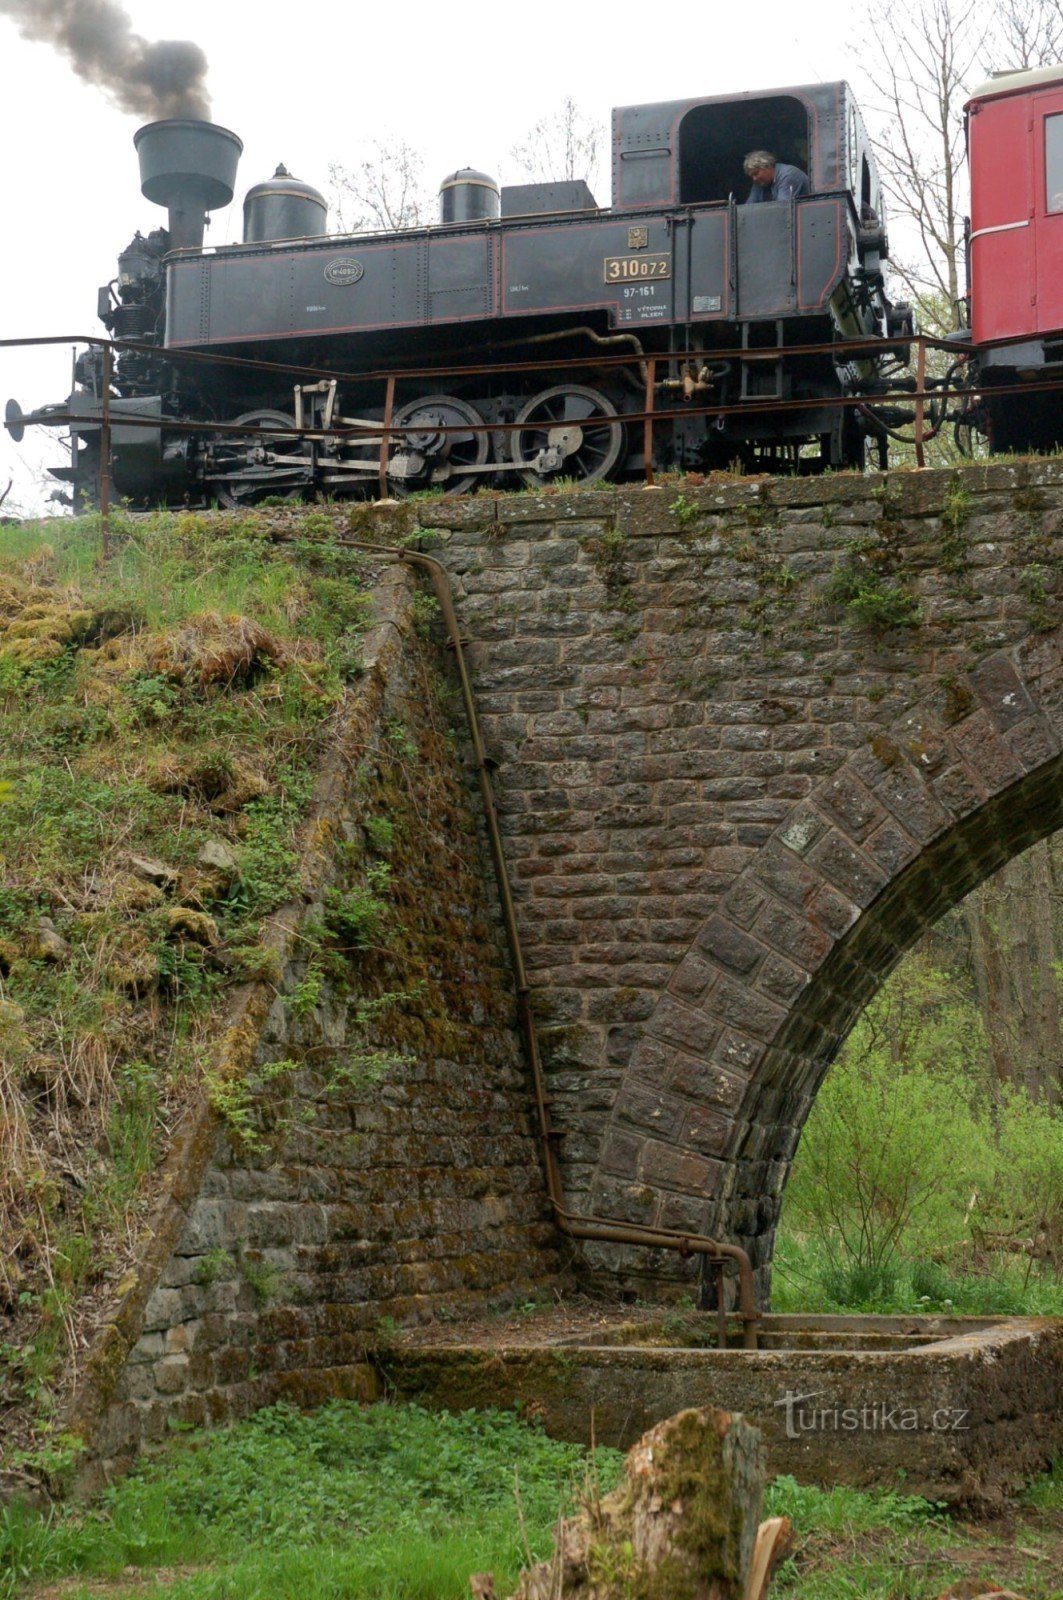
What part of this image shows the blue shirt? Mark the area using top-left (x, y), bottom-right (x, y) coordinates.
top-left (746, 162), bottom-right (811, 203)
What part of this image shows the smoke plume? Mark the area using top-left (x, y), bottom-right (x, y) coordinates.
top-left (0, 0), bottom-right (211, 120)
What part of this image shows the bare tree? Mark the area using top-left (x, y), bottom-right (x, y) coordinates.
top-left (328, 137), bottom-right (430, 234)
top-left (995, 0), bottom-right (1063, 68)
top-left (859, 0), bottom-right (983, 324)
top-left (508, 97), bottom-right (604, 193)
top-left (958, 840), bottom-right (1062, 1106)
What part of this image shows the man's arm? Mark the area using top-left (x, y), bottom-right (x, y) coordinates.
top-left (775, 165), bottom-right (810, 201)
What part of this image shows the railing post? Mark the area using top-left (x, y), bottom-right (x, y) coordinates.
top-left (643, 357), bottom-right (656, 487)
top-left (379, 373), bottom-right (396, 499)
top-left (914, 336), bottom-right (926, 469)
top-left (99, 342), bottom-right (112, 559)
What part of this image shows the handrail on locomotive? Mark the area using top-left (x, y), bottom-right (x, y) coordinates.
top-left (2, 322), bottom-right (1025, 527)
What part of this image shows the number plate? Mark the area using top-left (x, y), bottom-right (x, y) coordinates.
top-left (604, 254), bottom-right (671, 282)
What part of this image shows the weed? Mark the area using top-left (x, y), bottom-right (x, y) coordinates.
top-left (195, 1248), bottom-right (235, 1287)
top-left (386, 716), bottom-right (419, 760)
top-left (670, 493), bottom-right (702, 527)
top-left (825, 562), bottom-right (921, 629)
top-left (206, 1054), bottom-right (301, 1154)
top-left (1021, 562), bottom-right (1056, 631)
top-left (938, 478), bottom-right (973, 574)
top-left (412, 590), bottom-right (441, 638)
top-left (364, 815), bottom-right (395, 855)
top-left (323, 879), bottom-right (388, 949)
top-left (237, 1250), bottom-right (286, 1306)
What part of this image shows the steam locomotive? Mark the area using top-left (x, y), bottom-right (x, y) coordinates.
top-left (6, 67), bottom-right (1062, 506)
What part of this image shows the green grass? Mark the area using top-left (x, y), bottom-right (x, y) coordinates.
top-left (0, 1400), bottom-right (624, 1600)
top-left (772, 1230), bottom-right (1063, 1317)
top-left (2, 1403), bottom-right (1059, 1600)
top-left (767, 1472), bottom-right (1062, 1600)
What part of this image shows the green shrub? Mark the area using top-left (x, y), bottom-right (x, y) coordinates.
top-left (972, 1091), bottom-right (1063, 1266)
top-left (785, 1043), bottom-right (989, 1282)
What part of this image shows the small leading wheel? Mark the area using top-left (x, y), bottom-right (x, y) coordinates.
top-left (210, 410), bottom-right (312, 508)
top-left (389, 394), bottom-right (489, 496)
top-left (510, 384), bottom-right (624, 488)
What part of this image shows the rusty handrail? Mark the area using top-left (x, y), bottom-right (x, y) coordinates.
top-left (8, 328), bottom-right (1063, 530)
top-left (339, 534), bottom-right (762, 1348)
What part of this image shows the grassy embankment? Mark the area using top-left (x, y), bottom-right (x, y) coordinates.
top-left (0, 509), bottom-right (382, 1471)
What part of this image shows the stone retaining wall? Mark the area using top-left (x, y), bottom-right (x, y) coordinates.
top-left (72, 563), bottom-right (564, 1489)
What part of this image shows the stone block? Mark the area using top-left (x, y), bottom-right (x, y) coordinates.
top-left (680, 1108), bottom-right (734, 1157)
top-left (613, 1087), bottom-right (688, 1141)
top-left (141, 1287), bottom-right (183, 1333)
top-left (667, 953), bottom-right (717, 1002)
top-left (667, 1050), bottom-right (749, 1112)
top-left (650, 995), bottom-right (720, 1056)
top-left (807, 830), bottom-right (888, 908)
top-left (638, 1139), bottom-right (723, 1195)
top-left (1006, 715), bottom-right (1061, 772)
top-left (152, 1354), bottom-right (190, 1396)
top-left (694, 915), bottom-right (767, 976)
top-left (599, 1129), bottom-right (643, 1180)
top-left (949, 712), bottom-right (1023, 793)
top-left (709, 976), bottom-right (787, 1044)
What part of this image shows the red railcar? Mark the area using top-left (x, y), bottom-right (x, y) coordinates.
top-left (967, 64), bottom-right (1063, 450)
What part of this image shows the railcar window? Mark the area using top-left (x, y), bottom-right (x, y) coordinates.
top-left (1047, 113), bottom-right (1063, 212)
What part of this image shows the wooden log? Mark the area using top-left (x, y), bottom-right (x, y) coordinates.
top-left (744, 1517), bottom-right (792, 1600)
top-left (491, 1407), bottom-right (764, 1600)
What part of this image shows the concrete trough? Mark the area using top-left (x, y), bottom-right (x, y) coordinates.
top-left (376, 1311), bottom-right (1063, 1509)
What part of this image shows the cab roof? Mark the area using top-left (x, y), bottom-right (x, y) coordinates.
top-left (966, 62), bottom-right (1063, 107)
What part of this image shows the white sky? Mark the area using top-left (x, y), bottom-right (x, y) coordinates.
top-left (0, 0), bottom-right (914, 513)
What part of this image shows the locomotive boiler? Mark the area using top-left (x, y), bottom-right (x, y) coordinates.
top-left (9, 80), bottom-right (914, 507)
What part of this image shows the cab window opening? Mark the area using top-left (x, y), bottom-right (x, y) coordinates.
top-left (678, 96), bottom-right (810, 205)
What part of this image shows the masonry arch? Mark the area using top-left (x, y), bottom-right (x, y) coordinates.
top-left (589, 636), bottom-right (1063, 1300)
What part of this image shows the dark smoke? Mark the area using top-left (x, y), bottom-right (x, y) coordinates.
top-left (0, 0), bottom-right (211, 120)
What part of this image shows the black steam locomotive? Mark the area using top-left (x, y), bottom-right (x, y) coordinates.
top-left (10, 81), bottom-right (913, 506)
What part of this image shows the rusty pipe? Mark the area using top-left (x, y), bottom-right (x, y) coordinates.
top-left (337, 533), bottom-right (760, 1348)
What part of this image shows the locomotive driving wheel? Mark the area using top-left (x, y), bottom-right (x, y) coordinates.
top-left (509, 384), bottom-right (624, 488)
top-left (388, 394), bottom-right (489, 495)
top-left (208, 410), bottom-right (313, 508)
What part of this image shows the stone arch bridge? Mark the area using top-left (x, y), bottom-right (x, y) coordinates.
top-left (413, 458), bottom-right (1063, 1296)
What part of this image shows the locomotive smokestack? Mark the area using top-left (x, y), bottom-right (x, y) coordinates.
top-left (135, 119), bottom-right (243, 252)
top-left (0, 0), bottom-right (211, 121)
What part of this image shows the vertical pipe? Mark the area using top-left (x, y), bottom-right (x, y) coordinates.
top-left (643, 357), bottom-right (656, 487)
top-left (914, 337), bottom-right (926, 469)
top-left (716, 1261), bottom-right (728, 1350)
top-left (379, 374), bottom-right (396, 498)
top-left (99, 343), bottom-right (113, 561)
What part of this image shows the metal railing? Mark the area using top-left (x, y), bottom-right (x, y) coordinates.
top-left (5, 328), bottom-right (1063, 552)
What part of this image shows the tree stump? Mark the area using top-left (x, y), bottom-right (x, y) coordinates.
top-left (492, 1406), bottom-right (764, 1600)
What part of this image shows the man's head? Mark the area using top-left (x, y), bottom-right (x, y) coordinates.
top-left (744, 150), bottom-right (777, 186)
